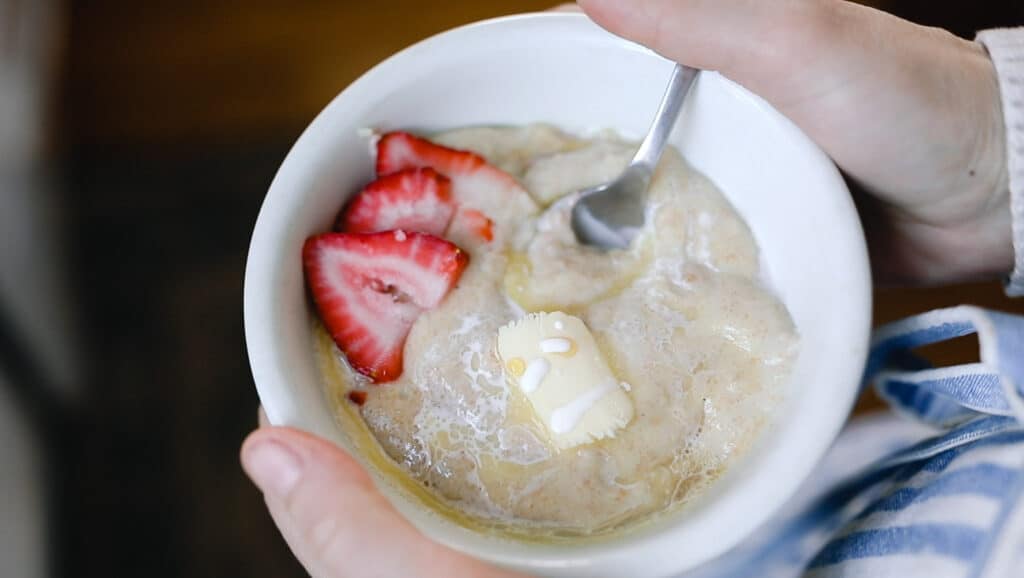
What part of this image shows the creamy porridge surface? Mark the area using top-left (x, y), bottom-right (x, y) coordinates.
top-left (316, 125), bottom-right (797, 535)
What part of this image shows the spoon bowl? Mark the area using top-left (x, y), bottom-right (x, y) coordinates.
top-left (570, 165), bottom-right (651, 249)
top-left (571, 63), bottom-right (699, 250)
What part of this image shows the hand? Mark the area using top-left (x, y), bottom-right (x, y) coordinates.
top-left (241, 411), bottom-right (526, 578)
top-left (577, 0), bottom-right (1013, 285)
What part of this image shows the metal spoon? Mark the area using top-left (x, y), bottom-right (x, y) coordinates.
top-left (571, 64), bottom-right (699, 250)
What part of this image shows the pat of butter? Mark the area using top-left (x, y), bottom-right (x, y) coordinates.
top-left (496, 311), bottom-right (633, 449)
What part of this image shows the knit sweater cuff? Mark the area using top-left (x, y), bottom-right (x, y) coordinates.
top-left (978, 28), bottom-right (1024, 297)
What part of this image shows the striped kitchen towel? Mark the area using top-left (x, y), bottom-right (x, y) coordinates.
top-left (688, 306), bottom-right (1024, 578)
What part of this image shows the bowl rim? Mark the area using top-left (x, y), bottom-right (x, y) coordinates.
top-left (244, 11), bottom-right (873, 576)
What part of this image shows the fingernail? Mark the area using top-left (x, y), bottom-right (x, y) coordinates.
top-left (244, 438), bottom-right (303, 497)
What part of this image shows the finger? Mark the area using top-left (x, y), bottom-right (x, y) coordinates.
top-left (241, 427), bottom-right (524, 578)
top-left (548, 3), bottom-right (581, 12)
top-left (576, 0), bottom-right (829, 76)
top-left (575, 0), bottom-right (916, 117)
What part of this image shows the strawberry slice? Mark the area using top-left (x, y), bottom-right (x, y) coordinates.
top-left (303, 230), bottom-right (469, 382)
top-left (375, 132), bottom-right (538, 231)
top-left (338, 167), bottom-right (455, 236)
top-left (377, 132), bottom-right (492, 177)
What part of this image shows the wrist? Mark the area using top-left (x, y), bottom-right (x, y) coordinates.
top-left (870, 39), bottom-right (1013, 286)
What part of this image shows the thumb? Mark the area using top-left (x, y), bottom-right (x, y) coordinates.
top-left (241, 427), bottom-right (523, 578)
top-left (575, 0), bottom-right (877, 108)
top-left (576, 0), bottom-right (828, 73)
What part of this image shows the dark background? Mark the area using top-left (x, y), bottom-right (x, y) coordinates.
top-left (11, 1), bottom-right (1024, 576)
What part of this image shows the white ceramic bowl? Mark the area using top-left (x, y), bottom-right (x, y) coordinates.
top-left (244, 12), bottom-right (871, 578)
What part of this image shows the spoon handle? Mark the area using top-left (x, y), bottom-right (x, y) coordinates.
top-left (631, 64), bottom-right (699, 173)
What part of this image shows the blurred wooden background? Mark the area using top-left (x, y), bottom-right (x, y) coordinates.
top-left (49, 1), bottom-right (1024, 576)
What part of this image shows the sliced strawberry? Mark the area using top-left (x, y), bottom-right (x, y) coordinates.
top-left (338, 167), bottom-right (455, 236)
top-left (303, 230), bottom-right (469, 382)
top-left (377, 132), bottom-right (491, 177)
top-left (451, 208), bottom-right (494, 243)
top-left (375, 132), bottom-right (537, 230)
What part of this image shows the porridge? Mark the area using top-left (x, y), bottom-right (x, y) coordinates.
top-left (303, 125), bottom-right (797, 536)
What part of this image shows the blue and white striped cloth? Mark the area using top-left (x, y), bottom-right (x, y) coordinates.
top-left (689, 306), bottom-right (1024, 578)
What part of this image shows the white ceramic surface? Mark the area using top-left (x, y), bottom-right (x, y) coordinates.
top-left (244, 13), bottom-right (872, 578)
